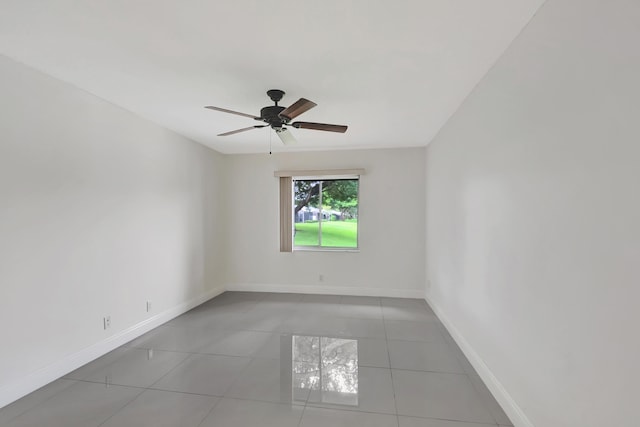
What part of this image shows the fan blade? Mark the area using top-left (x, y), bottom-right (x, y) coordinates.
top-left (218, 125), bottom-right (267, 136)
top-left (275, 127), bottom-right (297, 145)
top-left (205, 106), bottom-right (260, 120)
top-left (291, 121), bottom-right (348, 133)
top-left (279, 98), bottom-right (317, 121)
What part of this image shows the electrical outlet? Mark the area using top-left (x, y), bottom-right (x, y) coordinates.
top-left (319, 274), bottom-right (324, 282)
top-left (103, 316), bottom-right (111, 330)
top-left (427, 280), bottom-right (432, 290)
top-left (146, 301), bottom-right (152, 312)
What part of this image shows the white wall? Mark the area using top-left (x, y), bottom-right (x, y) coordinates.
top-left (425, 1), bottom-right (640, 427)
top-left (0, 56), bottom-right (226, 405)
top-left (224, 148), bottom-right (426, 297)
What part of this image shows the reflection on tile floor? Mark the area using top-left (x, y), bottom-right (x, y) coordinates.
top-left (0, 292), bottom-right (513, 427)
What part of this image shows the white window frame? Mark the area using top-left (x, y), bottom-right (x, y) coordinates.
top-left (276, 169), bottom-right (364, 253)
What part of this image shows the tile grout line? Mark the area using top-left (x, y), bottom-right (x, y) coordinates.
top-left (194, 394), bottom-right (225, 427)
top-left (0, 379), bottom-right (80, 425)
top-left (435, 320), bottom-right (503, 426)
top-left (381, 298), bottom-right (401, 427)
top-left (144, 351), bottom-right (200, 392)
top-left (94, 384), bottom-right (147, 427)
top-left (424, 304), bottom-right (502, 427)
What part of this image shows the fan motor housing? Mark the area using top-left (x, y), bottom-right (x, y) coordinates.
top-left (260, 105), bottom-right (287, 127)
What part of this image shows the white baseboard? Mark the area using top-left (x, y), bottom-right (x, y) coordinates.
top-left (424, 293), bottom-right (534, 427)
top-left (0, 286), bottom-right (224, 409)
top-left (225, 283), bottom-right (425, 299)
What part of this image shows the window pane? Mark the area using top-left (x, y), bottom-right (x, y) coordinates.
top-left (294, 180), bottom-right (320, 246)
top-left (320, 179), bottom-right (358, 248)
top-left (293, 178), bottom-right (358, 248)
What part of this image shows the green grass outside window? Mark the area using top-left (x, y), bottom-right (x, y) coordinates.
top-left (294, 220), bottom-right (358, 248)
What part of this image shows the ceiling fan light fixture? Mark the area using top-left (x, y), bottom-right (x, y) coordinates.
top-left (275, 127), bottom-right (297, 145)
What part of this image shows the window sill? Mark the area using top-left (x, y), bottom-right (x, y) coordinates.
top-left (293, 247), bottom-right (360, 253)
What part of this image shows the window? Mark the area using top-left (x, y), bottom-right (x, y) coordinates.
top-left (275, 169), bottom-right (364, 252)
top-left (293, 178), bottom-right (359, 249)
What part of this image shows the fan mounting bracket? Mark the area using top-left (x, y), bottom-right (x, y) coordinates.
top-left (266, 89), bottom-right (285, 104)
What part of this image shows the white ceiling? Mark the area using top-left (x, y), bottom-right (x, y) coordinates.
top-left (0, 1), bottom-right (544, 154)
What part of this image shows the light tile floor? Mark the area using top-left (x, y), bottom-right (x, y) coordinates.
top-left (0, 292), bottom-right (513, 427)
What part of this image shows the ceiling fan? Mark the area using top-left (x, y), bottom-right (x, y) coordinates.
top-left (205, 89), bottom-right (348, 145)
